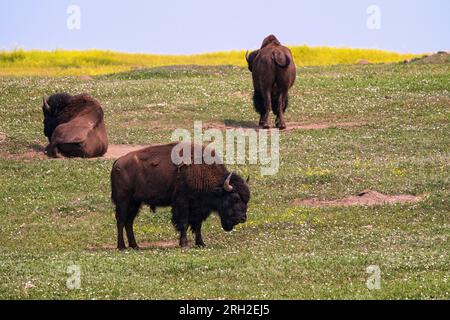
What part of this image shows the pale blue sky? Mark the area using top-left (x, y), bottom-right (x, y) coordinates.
top-left (1, 0), bottom-right (449, 54)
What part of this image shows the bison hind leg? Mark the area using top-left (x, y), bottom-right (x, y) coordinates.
top-left (271, 92), bottom-right (289, 114)
top-left (114, 199), bottom-right (141, 250)
top-left (272, 92), bottom-right (288, 130)
top-left (124, 201), bottom-right (141, 249)
top-left (271, 93), bottom-right (280, 116)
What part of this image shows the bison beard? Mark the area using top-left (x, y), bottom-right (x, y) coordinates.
top-left (111, 143), bottom-right (250, 250)
top-left (42, 92), bottom-right (108, 158)
top-left (246, 35), bottom-right (296, 129)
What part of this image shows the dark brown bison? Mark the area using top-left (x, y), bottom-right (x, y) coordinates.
top-left (111, 142), bottom-right (250, 250)
top-left (246, 35), bottom-right (296, 129)
top-left (42, 93), bottom-right (108, 158)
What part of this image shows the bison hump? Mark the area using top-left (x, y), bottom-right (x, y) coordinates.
top-left (182, 163), bottom-right (226, 193)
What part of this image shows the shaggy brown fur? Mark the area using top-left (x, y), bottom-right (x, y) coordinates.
top-left (246, 35), bottom-right (296, 129)
top-left (42, 93), bottom-right (108, 158)
top-left (111, 142), bottom-right (250, 249)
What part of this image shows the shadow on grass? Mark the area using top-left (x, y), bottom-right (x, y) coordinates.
top-left (223, 119), bottom-right (258, 129)
top-left (87, 240), bottom-right (181, 252)
top-left (27, 143), bottom-right (45, 153)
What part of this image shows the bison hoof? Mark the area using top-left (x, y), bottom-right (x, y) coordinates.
top-left (261, 123), bottom-right (271, 129)
top-left (130, 245), bottom-right (140, 250)
top-left (275, 120), bottom-right (287, 130)
top-left (117, 246), bottom-right (127, 251)
top-left (180, 239), bottom-right (188, 247)
top-left (195, 241), bottom-right (205, 247)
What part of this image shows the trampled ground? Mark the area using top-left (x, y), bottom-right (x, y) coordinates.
top-left (0, 62), bottom-right (449, 299)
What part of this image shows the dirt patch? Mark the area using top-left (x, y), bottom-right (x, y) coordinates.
top-left (357, 59), bottom-right (371, 65)
top-left (79, 75), bottom-right (93, 81)
top-left (285, 122), bottom-right (362, 131)
top-left (293, 190), bottom-right (422, 208)
top-left (101, 144), bottom-right (150, 159)
top-left (204, 121), bottom-right (362, 132)
top-left (0, 144), bottom-right (47, 161)
top-left (0, 144), bottom-right (151, 161)
top-left (88, 240), bottom-right (179, 251)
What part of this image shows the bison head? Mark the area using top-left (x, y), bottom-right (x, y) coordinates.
top-left (42, 96), bottom-right (58, 141)
top-left (245, 50), bottom-right (259, 72)
top-left (42, 93), bottom-right (72, 141)
top-left (215, 173), bottom-right (250, 232)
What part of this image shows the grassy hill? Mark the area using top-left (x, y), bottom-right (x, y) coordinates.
top-left (0, 46), bottom-right (421, 76)
top-left (0, 60), bottom-right (448, 299)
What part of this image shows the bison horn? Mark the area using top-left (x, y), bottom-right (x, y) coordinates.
top-left (42, 96), bottom-right (50, 112)
top-left (245, 50), bottom-right (249, 62)
top-left (223, 172), bottom-right (233, 192)
top-left (246, 176), bottom-right (250, 184)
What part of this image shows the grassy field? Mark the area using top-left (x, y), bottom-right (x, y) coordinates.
top-left (0, 61), bottom-right (449, 299)
top-left (0, 46), bottom-right (421, 76)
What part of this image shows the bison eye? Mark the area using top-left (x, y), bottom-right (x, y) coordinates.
top-left (231, 193), bottom-right (241, 202)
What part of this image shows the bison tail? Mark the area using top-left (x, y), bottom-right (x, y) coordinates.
top-left (272, 50), bottom-right (290, 68)
top-left (110, 159), bottom-right (120, 204)
top-left (253, 90), bottom-right (265, 116)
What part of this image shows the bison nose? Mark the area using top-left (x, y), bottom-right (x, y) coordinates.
top-left (240, 216), bottom-right (247, 223)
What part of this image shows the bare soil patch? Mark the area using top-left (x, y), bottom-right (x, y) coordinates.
top-left (88, 240), bottom-right (179, 251)
top-left (79, 75), bottom-right (93, 81)
top-left (0, 144), bottom-right (151, 161)
top-left (204, 121), bottom-right (362, 132)
top-left (101, 144), bottom-right (150, 159)
top-left (293, 190), bottom-right (422, 208)
top-left (0, 144), bottom-right (47, 161)
top-left (285, 122), bottom-right (362, 131)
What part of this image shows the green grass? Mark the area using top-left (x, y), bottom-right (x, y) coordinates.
top-left (0, 47), bottom-right (420, 76)
top-left (0, 61), bottom-right (449, 299)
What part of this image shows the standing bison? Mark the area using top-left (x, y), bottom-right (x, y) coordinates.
top-left (246, 35), bottom-right (296, 129)
top-left (42, 93), bottom-right (108, 158)
top-left (111, 142), bottom-right (250, 250)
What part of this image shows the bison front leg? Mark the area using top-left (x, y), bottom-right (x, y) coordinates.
top-left (179, 228), bottom-right (188, 247)
top-left (116, 220), bottom-right (126, 250)
top-left (192, 222), bottom-right (205, 247)
top-left (45, 143), bottom-right (62, 158)
top-left (171, 197), bottom-right (190, 247)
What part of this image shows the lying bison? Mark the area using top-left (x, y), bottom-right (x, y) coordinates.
top-left (111, 142), bottom-right (250, 249)
top-left (246, 35), bottom-right (296, 129)
top-left (42, 93), bottom-right (108, 158)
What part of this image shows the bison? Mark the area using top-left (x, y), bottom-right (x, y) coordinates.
top-left (42, 93), bottom-right (108, 158)
top-left (111, 142), bottom-right (250, 249)
top-left (246, 35), bottom-right (296, 130)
